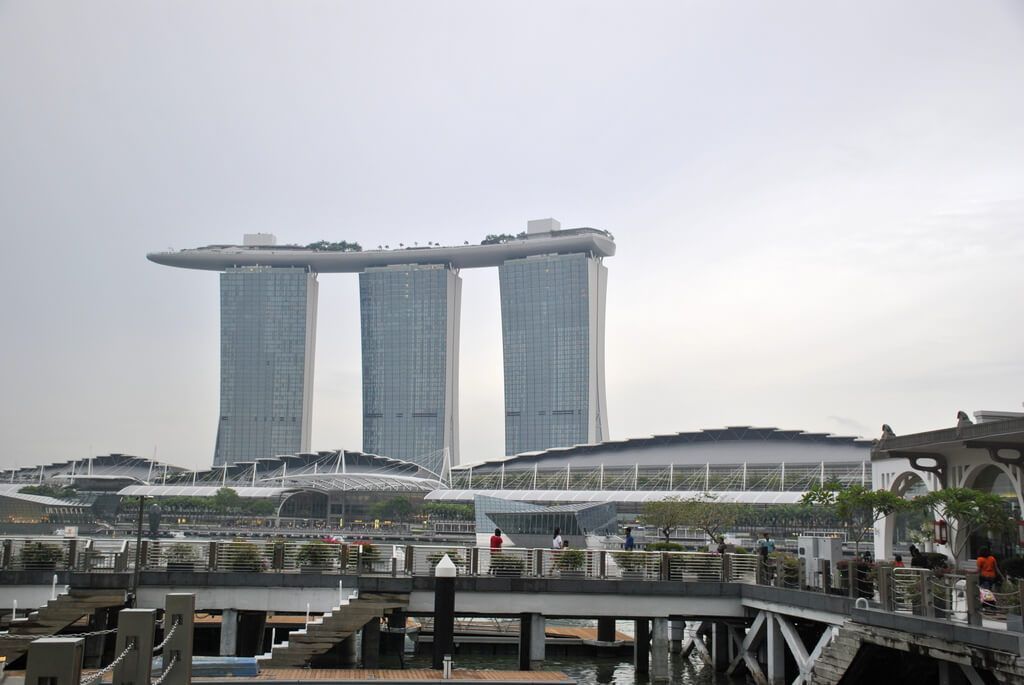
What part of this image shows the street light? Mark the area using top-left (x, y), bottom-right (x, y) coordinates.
top-left (130, 495), bottom-right (146, 607)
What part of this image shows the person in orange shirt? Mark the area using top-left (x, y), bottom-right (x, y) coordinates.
top-left (977, 547), bottom-right (1001, 590)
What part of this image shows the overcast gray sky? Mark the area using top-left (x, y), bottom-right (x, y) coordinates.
top-left (2, 1), bottom-right (1023, 472)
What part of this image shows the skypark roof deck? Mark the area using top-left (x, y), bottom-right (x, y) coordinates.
top-left (148, 227), bottom-right (615, 272)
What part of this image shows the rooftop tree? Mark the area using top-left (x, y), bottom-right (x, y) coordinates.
top-left (801, 481), bottom-right (908, 556)
top-left (916, 487), bottom-right (1014, 565)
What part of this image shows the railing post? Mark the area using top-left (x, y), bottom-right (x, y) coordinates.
top-left (876, 564), bottom-right (891, 610)
top-left (797, 557), bottom-right (806, 590)
top-left (207, 541), bottom-right (218, 571)
top-left (25, 637), bottom-right (84, 685)
top-left (919, 572), bottom-right (933, 617)
top-left (2, 539), bottom-right (12, 570)
top-left (112, 608), bottom-right (157, 685)
top-left (534, 549), bottom-right (544, 577)
top-left (599, 550), bottom-right (607, 579)
top-left (163, 594), bottom-right (195, 685)
top-left (722, 553), bottom-right (732, 582)
top-left (660, 553), bottom-right (670, 581)
top-left (272, 542), bottom-right (285, 571)
top-left (405, 545), bottom-right (415, 575)
top-left (341, 544), bottom-right (350, 572)
top-left (139, 540), bottom-right (149, 571)
top-left (66, 539), bottom-right (78, 571)
top-left (470, 547), bottom-right (479, 576)
top-left (848, 565), bottom-right (857, 599)
top-left (965, 572), bottom-right (981, 626)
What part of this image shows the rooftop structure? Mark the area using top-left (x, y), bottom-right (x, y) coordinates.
top-left (871, 411), bottom-right (1024, 562)
top-left (146, 227), bottom-right (615, 272)
top-left (148, 220), bottom-right (617, 465)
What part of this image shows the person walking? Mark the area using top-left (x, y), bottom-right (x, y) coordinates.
top-left (977, 547), bottom-right (1001, 590)
top-left (552, 528), bottom-right (564, 550)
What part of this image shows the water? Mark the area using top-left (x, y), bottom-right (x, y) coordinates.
top-left (404, 652), bottom-right (747, 684)
top-left (402, 619), bottom-right (747, 684)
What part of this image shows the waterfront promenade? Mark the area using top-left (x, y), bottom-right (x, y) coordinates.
top-left (2, 537), bottom-right (1023, 683)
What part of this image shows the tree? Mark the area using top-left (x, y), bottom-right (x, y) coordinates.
top-left (801, 481), bottom-right (908, 555)
top-left (212, 487), bottom-right (242, 513)
top-left (370, 496), bottom-right (416, 521)
top-left (422, 502), bottom-right (474, 521)
top-left (644, 495), bottom-right (750, 544)
top-left (917, 488), bottom-right (1014, 564)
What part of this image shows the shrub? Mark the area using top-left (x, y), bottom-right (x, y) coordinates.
top-left (612, 551), bottom-right (648, 573)
top-left (166, 543), bottom-right (197, 562)
top-left (490, 552), bottom-right (525, 576)
top-left (734, 547), bottom-right (749, 555)
top-left (297, 540), bottom-right (338, 568)
top-left (646, 542), bottom-right (684, 552)
top-left (220, 540), bottom-right (265, 572)
top-left (427, 549), bottom-right (464, 569)
top-left (20, 542), bottom-right (65, 568)
top-left (555, 548), bottom-right (586, 571)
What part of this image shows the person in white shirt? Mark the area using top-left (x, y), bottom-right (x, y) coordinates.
top-left (551, 528), bottom-right (563, 550)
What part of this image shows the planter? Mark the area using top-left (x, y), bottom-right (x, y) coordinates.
top-left (166, 562), bottom-right (197, 573)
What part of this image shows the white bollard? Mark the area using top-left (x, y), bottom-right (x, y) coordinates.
top-left (51, 574), bottom-right (58, 600)
top-left (11, 599), bottom-right (16, 622)
top-left (442, 654), bottom-right (453, 679)
top-left (272, 627), bottom-right (277, 645)
top-left (339, 580), bottom-right (344, 606)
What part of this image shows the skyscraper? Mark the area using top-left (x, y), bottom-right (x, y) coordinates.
top-left (213, 266), bottom-right (318, 466)
top-left (499, 220), bottom-right (609, 455)
top-left (359, 264), bottom-right (461, 472)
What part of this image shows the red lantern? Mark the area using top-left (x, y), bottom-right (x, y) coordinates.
top-left (933, 519), bottom-right (948, 545)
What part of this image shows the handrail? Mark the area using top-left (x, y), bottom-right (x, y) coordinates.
top-left (0, 536), bottom-right (1007, 628)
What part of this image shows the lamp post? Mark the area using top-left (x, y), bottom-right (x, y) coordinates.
top-left (130, 495), bottom-right (146, 607)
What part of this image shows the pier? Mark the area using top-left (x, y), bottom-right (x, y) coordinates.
top-left (2, 538), bottom-right (1023, 684)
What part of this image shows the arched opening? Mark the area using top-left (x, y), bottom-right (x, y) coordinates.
top-left (964, 464), bottom-right (1020, 559)
top-left (890, 472), bottom-right (930, 556)
top-left (278, 490), bottom-right (329, 529)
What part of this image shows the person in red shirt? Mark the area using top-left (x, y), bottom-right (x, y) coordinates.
top-left (489, 528), bottom-right (503, 550)
top-left (977, 548), bottom-right (1001, 590)
top-left (893, 554), bottom-right (905, 568)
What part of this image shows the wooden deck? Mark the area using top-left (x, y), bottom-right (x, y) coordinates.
top-left (12, 669), bottom-right (574, 684)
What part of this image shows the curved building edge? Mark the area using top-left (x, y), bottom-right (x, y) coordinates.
top-left (147, 229), bottom-right (615, 272)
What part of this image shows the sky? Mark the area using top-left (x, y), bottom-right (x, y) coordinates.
top-left (1, 1), bottom-right (1023, 472)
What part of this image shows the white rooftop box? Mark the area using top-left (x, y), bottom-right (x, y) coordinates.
top-left (527, 218), bottom-right (561, 235)
top-left (243, 233), bottom-right (277, 246)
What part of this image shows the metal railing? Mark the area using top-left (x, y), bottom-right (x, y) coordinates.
top-left (0, 536), bottom-right (1013, 630)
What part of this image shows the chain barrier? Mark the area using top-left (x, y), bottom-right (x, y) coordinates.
top-left (0, 628), bottom-right (119, 641)
top-left (80, 640), bottom-right (134, 685)
top-left (151, 653), bottom-right (178, 685)
top-left (152, 618), bottom-right (181, 654)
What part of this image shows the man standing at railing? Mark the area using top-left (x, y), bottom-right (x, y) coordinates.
top-left (552, 528), bottom-right (563, 550)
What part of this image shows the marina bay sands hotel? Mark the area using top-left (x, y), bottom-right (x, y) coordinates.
top-left (148, 219), bottom-right (615, 472)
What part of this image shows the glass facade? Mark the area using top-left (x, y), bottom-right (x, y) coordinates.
top-left (214, 267), bottom-right (317, 466)
top-left (360, 264), bottom-right (461, 471)
top-left (499, 253), bottom-right (608, 455)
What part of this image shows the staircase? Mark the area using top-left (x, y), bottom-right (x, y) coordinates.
top-left (257, 594), bottom-right (407, 668)
top-left (806, 623), bottom-right (863, 685)
top-left (0, 589), bottom-right (127, 663)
